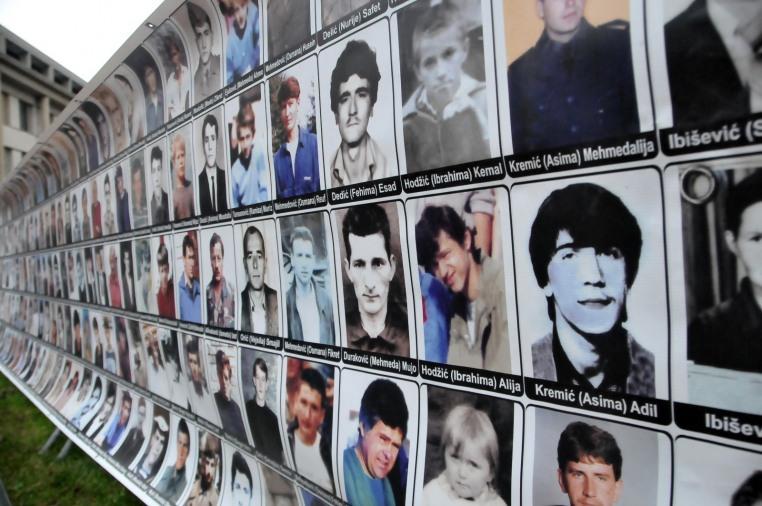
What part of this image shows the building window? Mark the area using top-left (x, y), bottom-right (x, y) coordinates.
top-left (19, 101), bottom-right (31, 132)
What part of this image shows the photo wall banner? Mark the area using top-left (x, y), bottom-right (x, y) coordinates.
top-left (1, 0), bottom-right (762, 505)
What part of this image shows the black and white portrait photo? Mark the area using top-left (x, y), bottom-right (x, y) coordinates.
top-left (220, 446), bottom-right (264, 506)
top-left (408, 188), bottom-right (517, 373)
top-left (234, 219), bottom-right (280, 336)
top-left (674, 438), bottom-right (762, 506)
top-left (205, 340), bottom-right (249, 443)
top-left (671, 160), bottom-right (762, 415)
top-left (318, 21), bottom-right (398, 187)
top-left (170, 123), bottom-right (197, 221)
top-left (240, 348), bottom-right (285, 464)
top-left (394, 0), bottom-right (498, 173)
top-left (194, 106), bottom-right (230, 216)
top-left (524, 408), bottom-right (671, 506)
top-left (511, 170), bottom-right (668, 398)
top-left (278, 212), bottom-right (338, 345)
top-left (417, 385), bottom-right (518, 506)
top-left (182, 1), bottom-right (224, 104)
top-left (145, 137), bottom-right (171, 226)
top-left (332, 202), bottom-right (413, 358)
top-left (180, 333), bottom-right (222, 427)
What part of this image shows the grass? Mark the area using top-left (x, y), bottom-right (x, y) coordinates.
top-left (0, 373), bottom-right (143, 506)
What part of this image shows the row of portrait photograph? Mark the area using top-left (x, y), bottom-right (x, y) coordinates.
top-left (10, 0), bottom-right (762, 216)
top-left (2, 325), bottom-right (761, 506)
top-left (3, 158), bottom-right (761, 418)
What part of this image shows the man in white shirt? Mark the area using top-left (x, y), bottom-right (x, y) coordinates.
top-left (198, 114), bottom-right (229, 215)
top-left (286, 367), bottom-right (333, 492)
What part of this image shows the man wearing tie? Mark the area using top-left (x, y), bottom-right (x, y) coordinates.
top-left (198, 114), bottom-right (228, 216)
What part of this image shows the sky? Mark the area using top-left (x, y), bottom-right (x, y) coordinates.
top-left (0, 0), bottom-right (165, 82)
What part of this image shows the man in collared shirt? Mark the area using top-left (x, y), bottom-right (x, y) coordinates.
top-left (245, 357), bottom-right (284, 464)
top-left (144, 64), bottom-right (164, 133)
top-left (206, 233), bottom-right (236, 328)
top-left (115, 165), bottom-right (131, 233)
top-left (188, 3), bottom-right (222, 102)
top-left (156, 242), bottom-right (175, 319)
top-left (149, 146), bottom-right (169, 225)
top-left (401, 3), bottom-right (489, 173)
top-left (508, 0), bottom-right (639, 153)
top-left (225, 0), bottom-right (261, 84)
top-left (240, 225), bottom-right (278, 335)
top-left (212, 350), bottom-right (247, 441)
top-left (178, 233), bottom-right (202, 323)
top-left (666, 0), bottom-right (762, 128)
top-left (231, 109), bottom-right (269, 207)
top-left (329, 40), bottom-right (392, 188)
top-left (285, 226), bottom-right (335, 344)
top-left (528, 183), bottom-right (655, 396)
top-left (155, 419), bottom-right (191, 503)
top-left (108, 246), bottom-right (123, 309)
top-left (342, 204), bottom-right (409, 357)
top-left (273, 76), bottom-right (321, 199)
top-left (121, 242), bottom-right (137, 312)
top-left (198, 114), bottom-right (229, 216)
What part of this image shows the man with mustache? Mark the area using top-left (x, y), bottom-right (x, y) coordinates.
top-left (528, 183), bottom-right (654, 396)
top-left (329, 39), bottom-right (391, 187)
top-left (206, 232), bottom-right (235, 328)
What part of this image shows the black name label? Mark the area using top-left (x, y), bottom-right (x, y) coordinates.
top-left (342, 349), bottom-right (417, 377)
top-left (164, 110), bottom-right (193, 134)
top-left (506, 132), bottom-right (657, 177)
top-left (661, 114), bottom-right (762, 155)
top-left (192, 89), bottom-right (225, 115)
top-left (231, 201), bottom-right (273, 219)
top-left (145, 127), bottom-right (166, 144)
top-left (283, 340), bottom-right (341, 362)
top-left (173, 216), bottom-right (199, 229)
top-left (157, 317), bottom-right (176, 328)
top-left (151, 223), bottom-right (172, 234)
top-left (273, 191), bottom-right (327, 213)
top-left (223, 67), bottom-right (262, 98)
top-left (196, 416), bottom-right (222, 435)
top-left (319, 1), bottom-right (387, 45)
top-left (178, 322), bottom-right (205, 334)
top-left (265, 36), bottom-right (318, 75)
top-left (212, 328), bottom-right (238, 343)
top-left (675, 402), bottom-right (762, 445)
top-left (526, 378), bottom-right (671, 424)
top-left (420, 360), bottom-right (523, 396)
top-left (401, 158), bottom-right (504, 193)
top-left (239, 331), bottom-right (283, 351)
top-left (328, 177), bottom-right (401, 205)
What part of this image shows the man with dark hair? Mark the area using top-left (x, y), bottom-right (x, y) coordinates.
top-left (114, 397), bottom-right (147, 464)
top-left (207, 232), bottom-right (235, 328)
top-left (556, 421), bottom-right (623, 506)
top-left (508, 0), bottom-right (639, 153)
top-left (187, 2), bottom-right (221, 101)
top-left (102, 391), bottom-right (133, 452)
top-left (131, 157), bottom-right (149, 228)
top-left (81, 187), bottom-right (91, 240)
top-left (144, 64), bottom-right (163, 133)
top-left (198, 114), bottom-right (229, 215)
top-left (156, 242), bottom-right (175, 319)
top-left (230, 451), bottom-right (254, 506)
top-left (72, 193), bottom-right (81, 242)
top-left (240, 226), bottom-right (278, 335)
top-left (226, 0), bottom-right (260, 84)
top-left (342, 204), bottom-right (408, 356)
top-left (149, 146), bottom-right (169, 225)
top-left (402, 2), bottom-right (489, 173)
top-left (285, 226), bottom-right (335, 344)
top-left (185, 336), bottom-right (220, 426)
top-left (528, 183), bottom-right (654, 396)
top-left (186, 432), bottom-right (222, 506)
top-left (329, 40), bottom-right (390, 187)
top-left (732, 471), bottom-right (762, 506)
top-left (136, 413), bottom-right (170, 481)
top-left (415, 204), bottom-right (509, 370)
top-left (178, 232), bottom-right (202, 323)
top-left (343, 379), bottom-right (408, 506)
top-left (287, 367), bottom-right (333, 492)
top-left (273, 76), bottom-right (321, 198)
top-left (245, 357), bottom-right (284, 463)
top-left (689, 170), bottom-right (762, 373)
top-left (231, 108), bottom-right (269, 207)
top-left (121, 242), bottom-right (136, 312)
top-left (115, 165), bottom-right (131, 233)
top-left (213, 349), bottom-right (247, 441)
top-left (65, 195), bottom-right (73, 243)
top-left (102, 174), bottom-right (116, 236)
top-left (156, 419), bottom-right (191, 503)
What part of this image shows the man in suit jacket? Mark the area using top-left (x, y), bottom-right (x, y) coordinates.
top-left (240, 225), bottom-right (278, 335)
top-left (666, 0), bottom-right (762, 127)
top-left (115, 165), bottom-right (131, 233)
top-left (198, 114), bottom-right (228, 216)
top-left (149, 146), bottom-right (170, 225)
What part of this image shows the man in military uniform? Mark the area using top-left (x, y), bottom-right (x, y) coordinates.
top-left (508, 0), bottom-right (639, 153)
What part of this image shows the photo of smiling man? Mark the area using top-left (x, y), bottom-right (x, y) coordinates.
top-left (338, 369), bottom-right (418, 506)
top-left (511, 170), bottom-right (668, 399)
